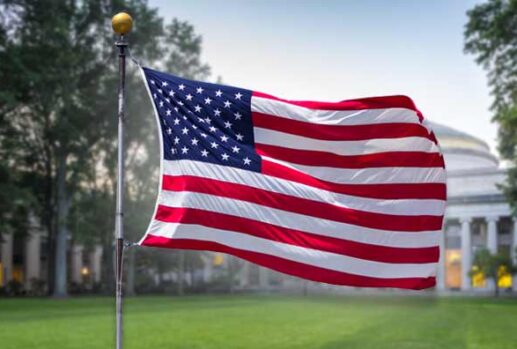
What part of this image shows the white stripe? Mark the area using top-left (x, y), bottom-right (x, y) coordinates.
top-left (262, 156), bottom-right (446, 184)
top-left (156, 190), bottom-right (441, 248)
top-left (254, 128), bottom-right (440, 156)
top-left (163, 160), bottom-right (445, 216)
top-left (147, 221), bottom-right (437, 279)
top-left (251, 96), bottom-right (421, 125)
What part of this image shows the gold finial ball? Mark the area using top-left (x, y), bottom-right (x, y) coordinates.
top-left (112, 12), bottom-right (133, 35)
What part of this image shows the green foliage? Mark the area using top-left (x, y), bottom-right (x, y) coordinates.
top-left (465, 0), bottom-right (517, 210)
top-left (0, 0), bottom-right (211, 294)
top-left (470, 248), bottom-right (516, 295)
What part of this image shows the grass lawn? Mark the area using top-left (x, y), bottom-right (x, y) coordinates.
top-left (1, 294), bottom-right (516, 349)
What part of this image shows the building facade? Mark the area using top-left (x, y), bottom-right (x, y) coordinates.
top-left (0, 223), bottom-right (102, 293)
top-left (429, 121), bottom-right (517, 292)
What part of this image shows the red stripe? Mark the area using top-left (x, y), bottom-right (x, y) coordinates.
top-left (161, 175), bottom-right (444, 232)
top-left (252, 113), bottom-right (434, 144)
top-left (154, 205), bottom-right (439, 263)
top-left (253, 91), bottom-right (422, 118)
top-left (256, 144), bottom-right (444, 169)
top-left (261, 159), bottom-right (447, 200)
top-left (141, 234), bottom-right (436, 290)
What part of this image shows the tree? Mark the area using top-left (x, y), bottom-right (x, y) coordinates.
top-left (0, 0), bottom-right (211, 296)
top-left (470, 248), bottom-right (516, 296)
top-left (465, 0), bottom-right (517, 210)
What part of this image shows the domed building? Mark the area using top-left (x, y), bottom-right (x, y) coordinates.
top-left (427, 121), bottom-right (517, 292)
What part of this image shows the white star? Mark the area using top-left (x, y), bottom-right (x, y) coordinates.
top-left (186, 94), bottom-right (193, 101)
top-left (150, 80), bottom-right (155, 85)
top-left (196, 87), bottom-right (204, 94)
top-left (220, 135), bottom-right (228, 142)
top-left (166, 109), bottom-right (172, 116)
top-left (191, 138), bottom-right (199, 146)
top-left (153, 93), bottom-right (157, 99)
top-left (173, 118), bottom-right (180, 125)
top-left (210, 142), bottom-right (219, 149)
top-left (167, 128), bottom-right (172, 135)
top-left (194, 105), bottom-right (202, 112)
top-left (183, 115), bottom-right (187, 120)
top-left (165, 98), bottom-right (170, 103)
top-left (173, 137), bottom-right (180, 144)
top-left (201, 149), bottom-right (209, 157)
top-left (169, 90), bottom-right (175, 97)
top-left (243, 157), bottom-right (251, 165)
top-left (232, 146), bottom-right (240, 153)
top-left (162, 81), bottom-right (168, 87)
top-left (192, 124), bottom-right (198, 130)
top-left (178, 84), bottom-right (185, 91)
top-left (171, 148), bottom-right (176, 154)
top-left (178, 101), bottom-right (184, 106)
top-left (159, 101), bottom-right (164, 108)
top-left (181, 146), bottom-right (189, 154)
top-left (224, 121), bottom-right (232, 129)
top-left (204, 117), bottom-right (212, 124)
top-left (181, 127), bottom-right (189, 135)
top-left (215, 90), bottom-right (223, 97)
top-left (224, 100), bottom-right (232, 108)
top-left (158, 89), bottom-right (163, 94)
top-left (221, 153), bottom-right (229, 161)
top-left (235, 92), bottom-right (242, 100)
top-left (204, 97), bottom-right (212, 105)
top-left (174, 107), bottom-right (179, 112)
top-left (209, 126), bottom-right (217, 133)
top-left (200, 133), bottom-right (208, 138)
top-left (214, 109), bottom-right (222, 117)
top-left (234, 112), bottom-right (242, 120)
top-left (198, 117), bottom-right (205, 123)
top-left (236, 133), bottom-right (244, 141)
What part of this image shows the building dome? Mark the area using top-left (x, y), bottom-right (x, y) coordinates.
top-left (424, 121), bottom-right (498, 171)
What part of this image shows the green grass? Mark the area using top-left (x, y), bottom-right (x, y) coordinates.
top-left (1, 294), bottom-right (516, 348)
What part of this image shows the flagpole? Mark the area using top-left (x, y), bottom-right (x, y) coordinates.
top-left (112, 12), bottom-right (133, 349)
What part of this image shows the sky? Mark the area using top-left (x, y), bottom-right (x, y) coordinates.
top-left (148, 0), bottom-right (497, 153)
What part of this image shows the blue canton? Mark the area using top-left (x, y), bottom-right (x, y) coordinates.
top-left (143, 67), bottom-right (261, 172)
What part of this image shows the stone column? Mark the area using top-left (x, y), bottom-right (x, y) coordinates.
top-left (460, 217), bottom-right (472, 291)
top-left (486, 216), bottom-right (498, 254)
top-left (24, 231), bottom-right (41, 289)
top-left (90, 245), bottom-right (103, 283)
top-left (437, 222), bottom-right (447, 291)
top-left (1, 233), bottom-right (13, 287)
top-left (259, 267), bottom-right (269, 290)
top-left (486, 216), bottom-right (499, 291)
top-left (71, 244), bottom-right (84, 284)
top-left (510, 218), bottom-right (517, 292)
top-left (239, 261), bottom-right (250, 288)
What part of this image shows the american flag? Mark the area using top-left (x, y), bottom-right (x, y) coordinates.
top-left (138, 67), bottom-right (446, 290)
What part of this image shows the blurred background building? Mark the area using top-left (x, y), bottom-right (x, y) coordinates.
top-left (1, 121), bottom-right (516, 293)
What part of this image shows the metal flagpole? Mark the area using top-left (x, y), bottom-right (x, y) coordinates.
top-left (112, 12), bottom-right (133, 349)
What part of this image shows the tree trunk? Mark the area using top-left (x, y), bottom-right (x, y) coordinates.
top-left (126, 248), bottom-right (135, 296)
top-left (44, 143), bottom-right (55, 296)
top-left (100, 240), bottom-right (114, 294)
top-left (53, 153), bottom-right (69, 298)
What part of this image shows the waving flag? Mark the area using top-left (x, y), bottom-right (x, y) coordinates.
top-left (138, 67), bottom-right (446, 290)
